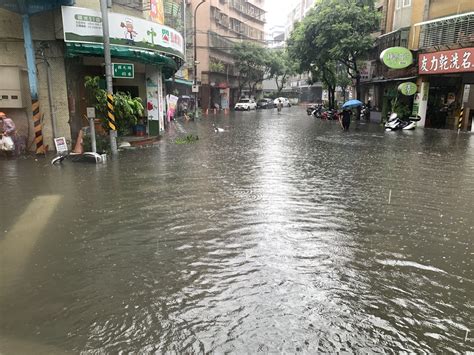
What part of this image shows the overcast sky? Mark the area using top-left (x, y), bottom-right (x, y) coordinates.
top-left (264, 0), bottom-right (298, 30)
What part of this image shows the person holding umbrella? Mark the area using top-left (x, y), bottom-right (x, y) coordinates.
top-left (340, 99), bottom-right (363, 131)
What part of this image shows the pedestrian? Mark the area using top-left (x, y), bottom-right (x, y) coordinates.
top-left (277, 99), bottom-right (282, 113)
top-left (0, 112), bottom-right (16, 136)
top-left (0, 112), bottom-right (16, 153)
top-left (340, 108), bottom-right (351, 130)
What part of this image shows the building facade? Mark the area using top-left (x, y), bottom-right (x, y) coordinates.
top-left (0, 0), bottom-right (185, 152)
top-left (189, 0), bottom-right (266, 111)
top-left (282, 0), bottom-right (322, 104)
top-left (362, 0), bottom-right (474, 131)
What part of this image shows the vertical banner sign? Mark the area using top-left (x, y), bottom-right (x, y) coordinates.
top-left (107, 94), bottom-right (116, 131)
top-left (149, 0), bottom-right (165, 24)
top-left (145, 67), bottom-right (164, 135)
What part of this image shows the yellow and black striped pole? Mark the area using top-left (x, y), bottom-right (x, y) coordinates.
top-left (457, 106), bottom-right (464, 133)
top-left (107, 94), bottom-right (116, 131)
top-left (32, 99), bottom-right (45, 154)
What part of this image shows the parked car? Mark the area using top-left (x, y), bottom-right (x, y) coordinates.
top-left (273, 97), bottom-right (291, 108)
top-left (235, 98), bottom-right (257, 111)
top-left (257, 98), bottom-right (273, 109)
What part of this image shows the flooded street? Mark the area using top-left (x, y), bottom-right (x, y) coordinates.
top-left (1, 107), bottom-right (473, 353)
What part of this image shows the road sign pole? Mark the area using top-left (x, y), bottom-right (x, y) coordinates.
top-left (100, 0), bottom-right (118, 155)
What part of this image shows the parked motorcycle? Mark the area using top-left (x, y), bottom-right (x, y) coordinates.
top-left (321, 109), bottom-right (339, 120)
top-left (360, 105), bottom-right (370, 120)
top-left (309, 104), bottom-right (323, 118)
top-left (384, 113), bottom-right (420, 131)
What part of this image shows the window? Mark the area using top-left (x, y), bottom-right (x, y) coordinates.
top-left (403, 0), bottom-right (411, 7)
top-left (396, 0), bottom-right (401, 9)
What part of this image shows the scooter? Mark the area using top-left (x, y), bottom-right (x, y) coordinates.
top-left (384, 113), bottom-right (420, 131)
top-left (321, 109), bottom-right (339, 120)
top-left (360, 105), bottom-right (370, 120)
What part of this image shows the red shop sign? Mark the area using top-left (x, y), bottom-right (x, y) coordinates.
top-left (418, 47), bottom-right (474, 74)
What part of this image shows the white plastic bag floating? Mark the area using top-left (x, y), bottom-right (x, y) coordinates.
top-left (0, 135), bottom-right (15, 151)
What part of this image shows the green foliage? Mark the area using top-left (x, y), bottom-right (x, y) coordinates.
top-left (209, 60), bottom-right (225, 73)
top-left (84, 76), bottom-right (144, 136)
top-left (175, 134), bottom-right (199, 144)
top-left (288, 0), bottom-right (379, 100)
top-left (390, 96), bottom-right (411, 119)
top-left (267, 49), bottom-right (298, 93)
top-left (232, 41), bottom-right (269, 96)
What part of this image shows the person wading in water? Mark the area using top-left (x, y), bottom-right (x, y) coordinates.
top-left (340, 108), bottom-right (352, 131)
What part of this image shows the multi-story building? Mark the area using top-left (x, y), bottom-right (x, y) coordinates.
top-left (363, 0), bottom-right (474, 131)
top-left (283, 0), bottom-right (321, 104)
top-left (0, 0), bottom-right (185, 151)
top-left (188, 0), bottom-right (266, 111)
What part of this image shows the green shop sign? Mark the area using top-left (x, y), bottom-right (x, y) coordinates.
top-left (398, 82), bottom-right (417, 96)
top-left (113, 63), bottom-right (134, 79)
top-left (380, 47), bottom-right (413, 69)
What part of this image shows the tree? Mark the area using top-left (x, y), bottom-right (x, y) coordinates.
top-left (232, 41), bottom-right (268, 97)
top-left (288, 0), bottom-right (379, 101)
top-left (267, 49), bottom-right (298, 94)
top-left (288, 21), bottom-right (339, 108)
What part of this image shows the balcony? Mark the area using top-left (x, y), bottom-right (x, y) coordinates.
top-left (375, 27), bottom-right (410, 56)
top-left (229, 0), bottom-right (265, 23)
top-left (416, 12), bottom-right (474, 49)
top-left (208, 31), bottom-right (234, 55)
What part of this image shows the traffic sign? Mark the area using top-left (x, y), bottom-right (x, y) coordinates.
top-left (112, 63), bottom-right (134, 79)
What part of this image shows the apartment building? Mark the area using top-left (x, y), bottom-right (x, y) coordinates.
top-left (363, 0), bottom-right (474, 131)
top-left (188, 0), bottom-right (266, 110)
top-left (283, 0), bottom-right (321, 104)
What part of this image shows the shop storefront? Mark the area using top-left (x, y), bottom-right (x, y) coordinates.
top-left (418, 47), bottom-right (474, 132)
top-left (61, 5), bottom-right (184, 138)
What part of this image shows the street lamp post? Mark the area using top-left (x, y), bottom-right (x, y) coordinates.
top-left (193, 0), bottom-right (206, 118)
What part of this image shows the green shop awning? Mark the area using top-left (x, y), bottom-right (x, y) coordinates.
top-left (65, 43), bottom-right (181, 78)
top-left (165, 78), bottom-right (193, 86)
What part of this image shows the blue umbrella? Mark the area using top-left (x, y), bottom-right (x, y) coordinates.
top-left (342, 99), bottom-right (363, 109)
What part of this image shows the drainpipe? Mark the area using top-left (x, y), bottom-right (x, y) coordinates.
top-left (39, 48), bottom-right (58, 139)
top-left (22, 13), bottom-right (45, 154)
top-left (423, 0), bottom-right (430, 21)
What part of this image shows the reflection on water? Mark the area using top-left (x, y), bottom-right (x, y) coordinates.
top-left (1, 108), bottom-right (473, 353)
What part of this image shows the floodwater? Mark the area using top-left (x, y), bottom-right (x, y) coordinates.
top-left (1, 108), bottom-right (473, 353)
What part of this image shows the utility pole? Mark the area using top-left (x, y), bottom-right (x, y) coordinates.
top-left (100, 0), bottom-right (118, 155)
top-left (194, 0), bottom-right (206, 118)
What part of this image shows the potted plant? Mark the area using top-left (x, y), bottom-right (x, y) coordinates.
top-left (84, 76), bottom-right (144, 136)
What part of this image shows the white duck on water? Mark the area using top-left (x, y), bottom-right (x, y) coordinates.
top-left (213, 124), bottom-right (225, 133)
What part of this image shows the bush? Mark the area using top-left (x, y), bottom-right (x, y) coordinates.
top-left (84, 76), bottom-right (144, 136)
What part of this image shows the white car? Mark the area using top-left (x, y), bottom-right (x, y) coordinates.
top-left (234, 98), bottom-right (257, 111)
top-left (273, 97), bottom-right (291, 107)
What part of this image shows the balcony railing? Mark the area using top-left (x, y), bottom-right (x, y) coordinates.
top-left (416, 12), bottom-right (474, 49)
top-left (229, 0), bottom-right (265, 23)
top-left (375, 27), bottom-right (410, 56)
top-left (208, 31), bottom-right (234, 55)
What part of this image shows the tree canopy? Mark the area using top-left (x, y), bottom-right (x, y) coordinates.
top-left (267, 49), bottom-right (299, 94)
top-left (288, 0), bottom-right (379, 104)
top-left (231, 41), bottom-right (269, 97)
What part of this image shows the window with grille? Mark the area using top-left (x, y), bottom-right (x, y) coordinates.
top-left (419, 13), bottom-right (474, 48)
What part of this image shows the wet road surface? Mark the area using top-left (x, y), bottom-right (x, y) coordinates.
top-left (1, 107), bottom-right (473, 353)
